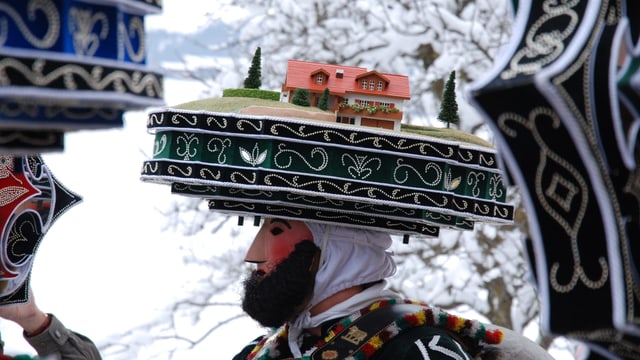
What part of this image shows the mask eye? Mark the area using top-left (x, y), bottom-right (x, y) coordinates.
top-left (270, 227), bottom-right (284, 236)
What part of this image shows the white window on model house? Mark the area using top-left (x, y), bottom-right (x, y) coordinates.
top-left (361, 80), bottom-right (367, 89)
top-left (369, 80), bottom-right (375, 90)
top-left (316, 74), bottom-right (324, 85)
top-left (377, 81), bottom-right (384, 91)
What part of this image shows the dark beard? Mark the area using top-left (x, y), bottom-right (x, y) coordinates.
top-left (242, 240), bottom-right (318, 328)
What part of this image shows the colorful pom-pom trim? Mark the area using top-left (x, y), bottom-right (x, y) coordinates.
top-left (247, 298), bottom-right (504, 360)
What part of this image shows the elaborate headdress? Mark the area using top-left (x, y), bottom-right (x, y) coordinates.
top-left (141, 62), bottom-right (513, 240)
top-left (0, 155), bottom-right (81, 305)
top-left (468, 0), bottom-right (640, 357)
top-left (0, 0), bottom-right (163, 153)
top-left (0, 0), bottom-right (160, 305)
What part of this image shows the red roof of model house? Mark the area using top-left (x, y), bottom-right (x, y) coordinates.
top-left (283, 59), bottom-right (411, 100)
top-left (281, 60), bottom-right (411, 131)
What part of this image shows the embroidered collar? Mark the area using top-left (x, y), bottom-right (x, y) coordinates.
top-left (246, 299), bottom-right (503, 360)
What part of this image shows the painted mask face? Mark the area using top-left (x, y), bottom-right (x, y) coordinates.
top-left (242, 218), bottom-right (318, 327)
top-left (244, 218), bottom-right (314, 273)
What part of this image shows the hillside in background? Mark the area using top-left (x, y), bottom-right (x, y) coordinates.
top-left (146, 21), bottom-right (232, 67)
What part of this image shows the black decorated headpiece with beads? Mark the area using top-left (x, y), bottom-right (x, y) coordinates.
top-left (0, 155), bottom-right (82, 305)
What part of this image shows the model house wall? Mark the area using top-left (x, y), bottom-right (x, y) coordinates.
top-left (281, 60), bottom-right (411, 131)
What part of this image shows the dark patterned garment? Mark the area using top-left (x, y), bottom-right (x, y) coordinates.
top-left (233, 299), bottom-right (502, 360)
top-left (234, 327), bottom-right (475, 360)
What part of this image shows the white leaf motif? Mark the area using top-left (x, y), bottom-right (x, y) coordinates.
top-left (239, 146), bottom-right (267, 166)
top-left (447, 176), bottom-right (462, 191)
top-left (239, 147), bottom-right (252, 164)
top-left (256, 150), bottom-right (268, 165)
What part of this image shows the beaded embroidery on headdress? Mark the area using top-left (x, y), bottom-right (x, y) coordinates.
top-left (0, 0), bottom-right (163, 153)
top-left (141, 82), bottom-right (514, 238)
top-left (0, 155), bottom-right (82, 305)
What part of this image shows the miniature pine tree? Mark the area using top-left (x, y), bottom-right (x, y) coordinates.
top-left (317, 88), bottom-right (330, 110)
top-left (292, 88), bottom-right (311, 106)
top-left (437, 70), bottom-right (460, 128)
top-left (243, 47), bottom-right (262, 89)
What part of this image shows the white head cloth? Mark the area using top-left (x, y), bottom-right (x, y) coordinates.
top-left (287, 222), bottom-right (399, 357)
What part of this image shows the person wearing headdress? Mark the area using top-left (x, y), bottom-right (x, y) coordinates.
top-left (139, 68), bottom-right (555, 359)
top-left (232, 219), bottom-right (553, 360)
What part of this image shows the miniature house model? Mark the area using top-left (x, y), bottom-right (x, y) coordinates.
top-left (281, 60), bottom-right (411, 131)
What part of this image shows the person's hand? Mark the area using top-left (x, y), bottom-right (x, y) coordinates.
top-left (0, 288), bottom-right (49, 336)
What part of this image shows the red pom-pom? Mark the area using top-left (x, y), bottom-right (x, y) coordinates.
top-left (484, 329), bottom-right (504, 344)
